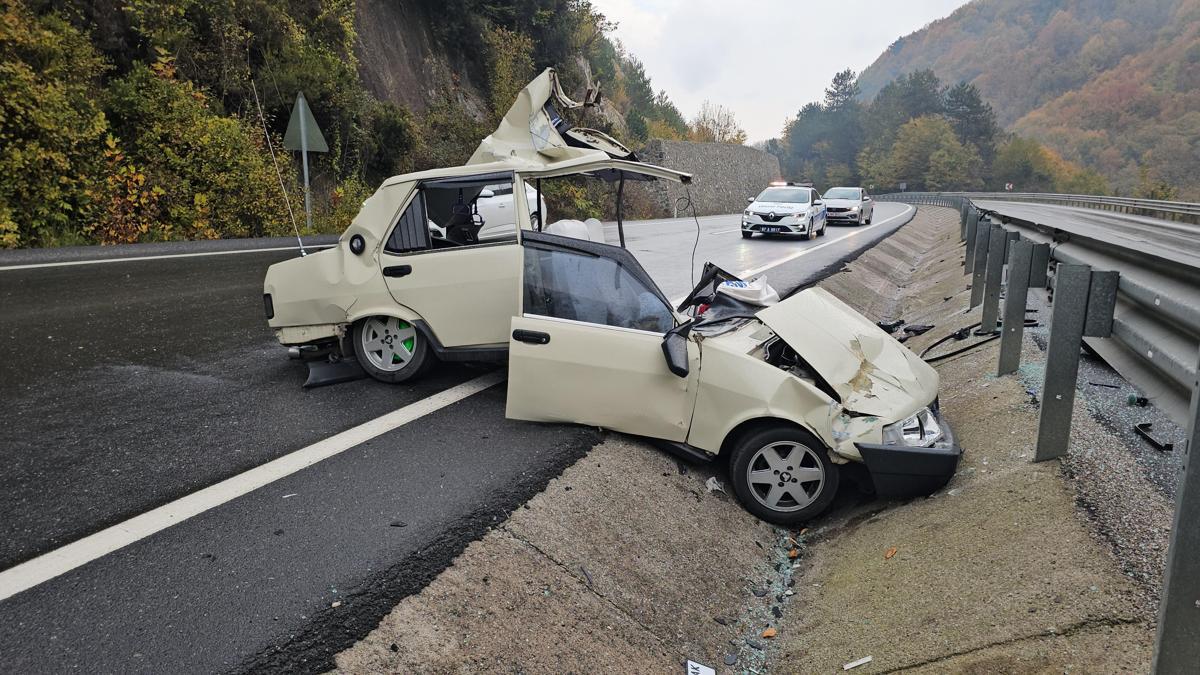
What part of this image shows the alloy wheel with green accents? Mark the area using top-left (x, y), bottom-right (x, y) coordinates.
top-left (360, 316), bottom-right (418, 371)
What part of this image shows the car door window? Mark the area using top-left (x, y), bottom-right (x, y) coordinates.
top-left (384, 191), bottom-right (430, 254)
top-left (523, 245), bottom-right (674, 333)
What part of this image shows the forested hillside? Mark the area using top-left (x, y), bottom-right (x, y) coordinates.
top-left (0, 0), bottom-right (719, 248)
top-left (856, 0), bottom-right (1200, 199)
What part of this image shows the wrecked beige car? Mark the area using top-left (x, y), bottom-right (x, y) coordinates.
top-left (264, 68), bottom-right (688, 383)
top-left (264, 69), bottom-right (961, 524)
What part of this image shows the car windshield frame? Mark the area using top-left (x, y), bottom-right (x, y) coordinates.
top-left (823, 188), bottom-right (862, 200)
top-left (755, 187), bottom-right (810, 204)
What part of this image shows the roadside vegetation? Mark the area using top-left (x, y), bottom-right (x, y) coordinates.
top-left (0, 0), bottom-right (747, 249)
top-left (773, 67), bottom-right (1109, 195)
top-left (854, 0), bottom-right (1198, 200)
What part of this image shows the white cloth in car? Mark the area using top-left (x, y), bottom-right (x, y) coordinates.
top-left (716, 276), bottom-right (780, 305)
top-left (544, 218), bottom-right (604, 243)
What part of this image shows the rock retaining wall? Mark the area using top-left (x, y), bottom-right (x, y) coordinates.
top-left (632, 140), bottom-right (781, 217)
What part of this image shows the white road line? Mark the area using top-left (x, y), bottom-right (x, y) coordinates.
top-left (709, 228), bottom-right (742, 235)
top-left (0, 370), bottom-right (506, 603)
top-left (0, 244), bottom-right (334, 272)
top-left (670, 204), bottom-right (914, 303)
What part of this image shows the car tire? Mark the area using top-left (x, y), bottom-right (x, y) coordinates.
top-left (352, 316), bottom-right (433, 383)
top-left (728, 425), bottom-right (840, 525)
top-left (866, 212), bottom-right (873, 225)
top-left (807, 220), bottom-right (817, 240)
top-left (817, 220), bottom-right (827, 237)
top-left (741, 231), bottom-right (753, 239)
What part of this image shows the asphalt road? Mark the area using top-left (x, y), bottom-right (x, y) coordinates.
top-left (0, 202), bottom-right (911, 672)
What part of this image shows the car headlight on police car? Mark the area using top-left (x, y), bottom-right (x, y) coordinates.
top-left (881, 407), bottom-right (943, 447)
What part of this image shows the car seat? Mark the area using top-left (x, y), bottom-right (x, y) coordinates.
top-left (443, 203), bottom-right (482, 244)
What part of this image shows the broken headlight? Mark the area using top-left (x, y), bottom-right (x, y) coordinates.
top-left (881, 407), bottom-right (943, 447)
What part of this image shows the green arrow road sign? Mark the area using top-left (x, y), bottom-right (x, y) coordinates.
top-left (283, 92), bottom-right (328, 153)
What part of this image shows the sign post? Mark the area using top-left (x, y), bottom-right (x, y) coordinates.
top-left (283, 92), bottom-right (329, 245)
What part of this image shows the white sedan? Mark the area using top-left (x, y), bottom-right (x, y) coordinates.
top-left (741, 185), bottom-right (827, 239)
top-left (822, 187), bottom-right (874, 226)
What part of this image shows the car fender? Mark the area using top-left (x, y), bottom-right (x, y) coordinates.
top-left (346, 300), bottom-right (424, 328)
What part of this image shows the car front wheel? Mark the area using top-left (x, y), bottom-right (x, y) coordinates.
top-left (352, 316), bottom-right (433, 383)
top-left (729, 425), bottom-right (840, 525)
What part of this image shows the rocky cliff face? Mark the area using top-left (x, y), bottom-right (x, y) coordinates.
top-left (354, 0), bottom-right (489, 119)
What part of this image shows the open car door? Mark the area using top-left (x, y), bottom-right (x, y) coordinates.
top-left (505, 231), bottom-right (700, 441)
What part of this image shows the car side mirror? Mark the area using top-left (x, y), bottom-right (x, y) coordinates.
top-left (661, 325), bottom-right (692, 378)
top-left (478, 189), bottom-right (495, 199)
top-left (746, 197), bottom-right (754, 204)
top-left (813, 199), bottom-right (823, 205)
top-left (863, 196), bottom-right (871, 201)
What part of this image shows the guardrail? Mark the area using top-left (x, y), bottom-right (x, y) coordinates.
top-left (879, 191), bottom-right (1200, 674)
top-left (879, 191), bottom-right (1200, 224)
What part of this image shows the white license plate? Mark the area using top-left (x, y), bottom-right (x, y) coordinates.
top-left (762, 226), bottom-right (782, 233)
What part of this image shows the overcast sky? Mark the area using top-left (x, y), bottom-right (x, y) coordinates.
top-left (591, 0), bottom-right (970, 142)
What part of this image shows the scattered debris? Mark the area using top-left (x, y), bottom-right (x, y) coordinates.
top-left (876, 319), bottom-right (905, 333)
top-left (676, 461), bottom-right (689, 475)
top-left (389, 643), bottom-right (399, 653)
top-left (723, 654), bottom-right (738, 666)
top-left (714, 616), bottom-right (732, 626)
top-left (788, 548), bottom-right (799, 559)
top-left (746, 639), bottom-right (764, 650)
top-left (580, 565), bottom-right (595, 588)
top-left (704, 476), bottom-right (726, 494)
top-left (281, 493), bottom-right (297, 499)
top-left (761, 627), bottom-right (777, 638)
top-left (1026, 389), bottom-right (1039, 405)
top-left (1128, 394), bottom-right (1150, 407)
top-left (685, 660), bottom-right (716, 675)
top-left (904, 324), bottom-right (934, 335)
top-left (1134, 422), bottom-right (1174, 451)
top-left (785, 589), bottom-right (795, 596)
top-left (389, 520), bottom-right (407, 528)
top-left (884, 546), bottom-right (898, 560)
top-left (843, 655), bottom-right (873, 670)
top-left (331, 600), bottom-right (342, 608)
top-left (751, 587), bottom-right (768, 598)
top-left (1088, 381), bottom-right (1120, 389)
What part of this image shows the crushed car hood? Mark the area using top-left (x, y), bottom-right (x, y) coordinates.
top-left (755, 288), bottom-right (939, 417)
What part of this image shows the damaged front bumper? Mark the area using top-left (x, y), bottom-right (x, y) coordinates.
top-left (855, 409), bottom-right (962, 498)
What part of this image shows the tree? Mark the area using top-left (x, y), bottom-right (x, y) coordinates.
top-left (823, 68), bottom-right (860, 111)
top-left (883, 116), bottom-right (981, 191)
top-left (689, 101), bottom-right (747, 144)
top-left (993, 136), bottom-right (1057, 192)
top-left (944, 82), bottom-right (999, 161)
top-left (862, 69), bottom-right (945, 151)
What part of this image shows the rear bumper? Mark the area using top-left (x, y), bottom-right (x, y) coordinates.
top-left (856, 412), bottom-right (962, 498)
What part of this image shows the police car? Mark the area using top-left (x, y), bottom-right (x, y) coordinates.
top-left (741, 182), bottom-right (827, 239)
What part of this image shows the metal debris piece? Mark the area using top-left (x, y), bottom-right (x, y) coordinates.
top-left (580, 565), bottom-right (594, 588)
top-left (704, 476), bottom-right (726, 494)
top-left (843, 656), bottom-right (873, 670)
top-left (904, 324), bottom-right (934, 335)
top-left (1134, 422), bottom-right (1174, 451)
top-left (876, 319), bottom-right (905, 333)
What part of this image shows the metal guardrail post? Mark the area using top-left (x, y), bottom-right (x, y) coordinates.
top-left (979, 226), bottom-right (1008, 333)
top-left (1152, 348), bottom-right (1200, 673)
top-left (970, 220), bottom-right (992, 307)
top-left (1034, 265), bottom-right (1119, 460)
top-left (1029, 242), bottom-right (1050, 289)
top-left (998, 239), bottom-right (1034, 375)
top-left (1035, 264), bottom-right (1092, 461)
top-left (964, 212), bottom-right (980, 274)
